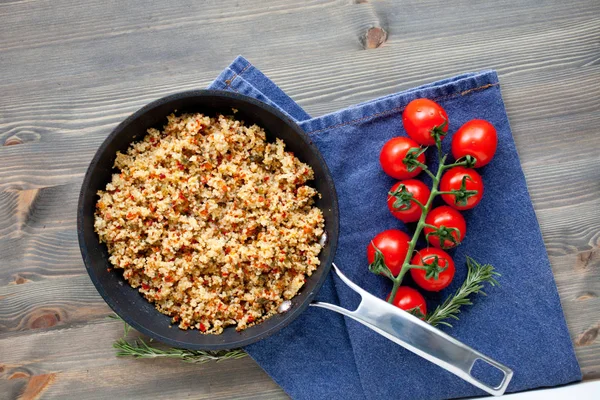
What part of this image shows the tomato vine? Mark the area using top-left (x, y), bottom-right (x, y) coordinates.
top-left (373, 98), bottom-right (501, 326)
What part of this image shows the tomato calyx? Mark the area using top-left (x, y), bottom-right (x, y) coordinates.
top-left (430, 119), bottom-right (448, 152)
top-left (424, 224), bottom-right (462, 249)
top-left (406, 306), bottom-right (426, 319)
top-left (453, 155), bottom-right (477, 169)
top-left (412, 254), bottom-right (449, 280)
top-left (388, 184), bottom-right (424, 211)
top-left (403, 146), bottom-right (428, 173)
top-left (441, 175), bottom-right (479, 207)
top-left (430, 119), bottom-right (448, 140)
top-left (388, 184), bottom-right (413, 210)
top-left (367, 243), bottom-right (395, 279)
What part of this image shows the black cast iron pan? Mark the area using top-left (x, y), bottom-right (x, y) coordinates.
top-left (77, 90), bottom-right (340, 351)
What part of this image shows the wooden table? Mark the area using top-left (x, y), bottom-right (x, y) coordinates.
top-left (1, 1), bottom-right (599, 398)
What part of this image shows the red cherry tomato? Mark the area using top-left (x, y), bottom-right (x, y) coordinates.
top-left (451, 120), bottom-right (498, 167)
top-left (387, 179), bottom-right (431, 223)
top-left (402, 98), bottom-right (449, 146)
top-left (424, 206), bottom-right (467, 249)
top-left (410, 248), bottom-right (456, 292)
top-left (439, 167), bottom-right (484, 210)
top-left (379, 137), bottom-right (426, 180)
top-left (367, 229), bottom-right (411, 276)
top-left (387, 286), bottom-right (427, 318)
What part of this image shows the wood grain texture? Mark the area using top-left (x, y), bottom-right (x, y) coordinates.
top-left (1, 0), bottom-right (599, 398)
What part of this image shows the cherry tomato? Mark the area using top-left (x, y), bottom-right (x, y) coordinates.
top-left (379, 137), bottom-right (425, 180)
top-left (387, 179), bottom-right (431, 223)
top-left (410, 248), bottom-right (456, 292)
top-left (451, 120), bottom-right (498, 167)
top-left (402, 98), bottom-right (449, 146)
top-left (424, 206), bottom-right (467, 249)
top-left (367, 229), bottom-right (411, 276)
top-left (439, 167), bottom-right (484, 210)
top-left (387, 286), bottom-right (427, 318)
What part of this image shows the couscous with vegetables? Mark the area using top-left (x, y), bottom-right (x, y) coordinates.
top-left (94, 113), bottom-right (324, 334)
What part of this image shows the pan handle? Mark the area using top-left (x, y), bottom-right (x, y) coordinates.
top-left (310, 263), bottom-right (513, 397)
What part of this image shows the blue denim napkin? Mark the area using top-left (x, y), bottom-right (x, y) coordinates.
top-left (209, 56), bottom-right (581, 399)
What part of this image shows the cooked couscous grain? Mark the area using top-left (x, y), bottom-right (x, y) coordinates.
top-left (94, 113), bottom-right (324, 333)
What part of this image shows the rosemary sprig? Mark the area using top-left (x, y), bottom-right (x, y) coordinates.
top-left (425, 257), bottom-right (500, 327)
top-left (113, 338), bottom-right (247, 363)
top-left (107, 314), bottom-right (247, 363)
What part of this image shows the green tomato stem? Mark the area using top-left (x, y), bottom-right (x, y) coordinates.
top-left (442, 160), bottom-right (470, 170)
top-left (407, 264), bottom-right (428, 270)
top-left (412, 161), bottom-right (437, 180)
top-left (410, 198), bottom-right (427, 213)
top-left (387, 148), bottom-right (448, 304)
top-left (436, 190), bottom-right (479, 196)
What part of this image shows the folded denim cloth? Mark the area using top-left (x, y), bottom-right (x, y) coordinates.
top-left (209, 56), bottom-right (581, 399)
